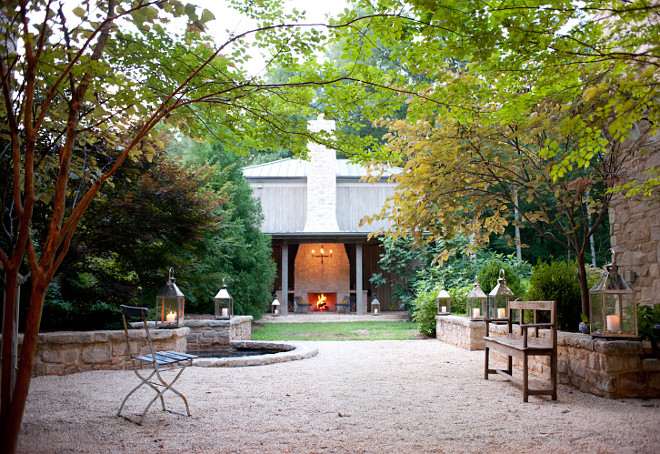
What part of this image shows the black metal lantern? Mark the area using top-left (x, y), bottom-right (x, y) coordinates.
top-left (589, 249), bottom-right (637, 338)
top-left (467, 278), bottom-right (487, 320)
top-left (214, 280), bottom-right (233, 320)
top-left (488, 269), bottom-right (515, 320)
top-left (155, 268), bottom-right (185, 327)
top-left (436, 285), bottom-right (451, 315)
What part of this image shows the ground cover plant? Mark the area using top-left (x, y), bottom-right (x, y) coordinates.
top-left (251, 321), bottom-right (420, 341)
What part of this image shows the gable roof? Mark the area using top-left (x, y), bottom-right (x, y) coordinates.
top-left (242, 158), bottom-right (399, 179)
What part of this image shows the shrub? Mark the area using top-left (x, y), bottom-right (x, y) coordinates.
top-left (477, 256), bottom-right (530, 296)
top-left (448, 284), bottom-right (471, 316)
top-left (637, 304), bottom-right (660, 341)
top-left (525, 260), bottom-right (597, 332)
top-left (411, 287), bottom-right (437, 337)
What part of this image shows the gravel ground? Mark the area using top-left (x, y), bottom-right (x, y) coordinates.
top-left (18, 340), bottom-right (660, 453)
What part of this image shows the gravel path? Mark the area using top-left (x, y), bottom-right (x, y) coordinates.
top-left (18, 340), bottom-right (660, 453)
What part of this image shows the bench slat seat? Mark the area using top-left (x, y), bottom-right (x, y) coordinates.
top-left (484, 336), bottom-right (554, 356)
top-left (484, 300), bottom-right (558, 402)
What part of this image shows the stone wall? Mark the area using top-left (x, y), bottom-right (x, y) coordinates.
top-left (13, 316), bottom-right (253, 377)
top-left (18, 328), bottom-right (189, 377)
top-left (435, 315), bottom-right (486, 350)
top-left (608, 121), bottom-right (660, 305)
top-left (436, 317), bottom-right (660, 398)
top-left (186, 316), bottom-right (252, 353)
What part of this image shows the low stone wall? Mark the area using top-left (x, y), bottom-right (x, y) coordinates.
top-left (436, 316), bottom-right (660, 398)
top-left (435, 315), bottom-right (486, 350)
top-left (185, 316), bottom-right (253, 353)
top-left (559, 332), bottom-right (660, 398)
top-left (14, 316), bottom-right (253, 377)
top-left (20, 328), bottom-right (189, 377)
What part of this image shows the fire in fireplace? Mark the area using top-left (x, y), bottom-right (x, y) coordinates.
top-left (307, 293), bottom-right (337, 311)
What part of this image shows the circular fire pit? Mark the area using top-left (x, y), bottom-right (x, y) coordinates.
top-left (192, 340), bottom-right (318, 367)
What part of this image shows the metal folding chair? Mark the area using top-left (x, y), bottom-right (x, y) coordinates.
top-left (117, 305), bottom-right (197, 425)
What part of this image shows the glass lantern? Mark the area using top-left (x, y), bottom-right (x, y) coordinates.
top-left (371, 296), bottom-right (381, 315)
top-left (436, 285), bottom-right (451, 315)
top-left (467, 278), bottom-right (487, 320)
top-left (214, 280), bottom-right (233, 320)
top-left (488, 269), bottom-right (515, 320)
top-left (271, 298), bottom-right (281, 316)
top-left (589, 249), bottom-right (637, 338)
top-left (155, 268), bottom-right (185, 327)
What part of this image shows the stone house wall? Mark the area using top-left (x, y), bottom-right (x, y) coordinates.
top-left (608, 122), bottom-right (660, 305)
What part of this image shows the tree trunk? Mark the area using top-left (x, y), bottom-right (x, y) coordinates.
top-left (576, 252), bottom-right (590, 319)
top-left (1, 276), bottom-right (48, 454)
top-left (1, 268), bottom-right (18, 425)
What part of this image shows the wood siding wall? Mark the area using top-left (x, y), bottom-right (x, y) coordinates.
top-left (248, 179), bottom-right (395, 233)
top-left (336, 183), bottom-right (394, 233)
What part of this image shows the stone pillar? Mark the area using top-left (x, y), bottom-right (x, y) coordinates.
top-left (356, 243), bottom-right (365, 314)
top-left (282, 242), bottom-right (289, 315)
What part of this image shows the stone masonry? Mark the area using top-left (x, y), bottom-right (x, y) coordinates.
top-left (18, 327), bottom-right (189, 377)
top-left (435, 315), bottom-right (486, 350)
top-left (608, 121), bottom-right (660, 305)
top-left (185, 316), bottom-right (252, 353)
top-left (436, 316), bottom-right (660, 398)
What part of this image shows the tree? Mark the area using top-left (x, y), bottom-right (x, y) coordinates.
top-left (363, 82), bottom-right (621, 316)
top-left (335, 0), bottom-right (659, 197)
top-left (44, 141), bottom-right (225, 330)
top-left (175, 139), bottom-right (277, 318)
top-left (0, 1), bottom-right (378, 450)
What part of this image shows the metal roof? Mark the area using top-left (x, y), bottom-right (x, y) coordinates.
top-left (243, 158), bottom-right (399, 179)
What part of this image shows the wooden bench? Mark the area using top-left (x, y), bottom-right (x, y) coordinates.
top-left (484, 300), bottom-right (558, 402)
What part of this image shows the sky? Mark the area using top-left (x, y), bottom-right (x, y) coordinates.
top-left (193, 0), bottom-right (349, 76)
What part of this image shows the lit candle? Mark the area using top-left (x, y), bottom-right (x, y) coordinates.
top-left (498, 308), bottom-right (506, 319)
top-left (473, 308), bottom-right (480, 318)
top-left (606, 315), bottom-right (620, 332)
top-left (441, 306), bottom-right (447, 313)
top-left (222, 308), bottom-right (229, 317)
top-left (374, 307), bottom-right (379, 314)
top-left (274, 308), bottom-right (279, 315)
top-left (166, 311), bottom-right (176, 323)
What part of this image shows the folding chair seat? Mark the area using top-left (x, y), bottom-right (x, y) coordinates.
top-left (117, 305), bottom-right (197, 425)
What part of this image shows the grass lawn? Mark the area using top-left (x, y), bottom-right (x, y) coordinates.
top-left (251, 321), bottom-right (422, 341)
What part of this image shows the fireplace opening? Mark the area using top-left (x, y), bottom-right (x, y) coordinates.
top-left (307, 292), bottom-right (337, 311)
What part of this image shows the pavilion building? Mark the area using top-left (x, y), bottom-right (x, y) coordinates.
top-left (242, 115), bottom-right (401, 315)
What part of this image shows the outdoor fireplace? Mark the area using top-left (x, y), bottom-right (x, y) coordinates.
top-left (308, 292), bottom-right (337, 311)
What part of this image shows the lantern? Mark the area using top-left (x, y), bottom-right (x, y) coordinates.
top-left (488, 269), bottom-right (515, 320)
top-left (155, 268), bottom-right (185, 327)
top-left (436, 285), bottom-right (451, 315)
top-left (371, 296), bottom-right (381, 315)
top-left (467, 278), bottom-right (487, 320)
top-left (271, 298), bottom-right (281, 316)
top-left (589, 249), bottom-right (637, 338)
top-left (214, 280), bottom-right (233, 320)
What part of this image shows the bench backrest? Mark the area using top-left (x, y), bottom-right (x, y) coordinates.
top-left (506, 300), bottom-right (557, 341)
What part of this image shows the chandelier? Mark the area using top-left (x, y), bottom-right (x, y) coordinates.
top-left (311, 245), bottom-right (333, 264)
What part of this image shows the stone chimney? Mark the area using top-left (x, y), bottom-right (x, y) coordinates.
top-left (303, 115), bottom-right (340, 232)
